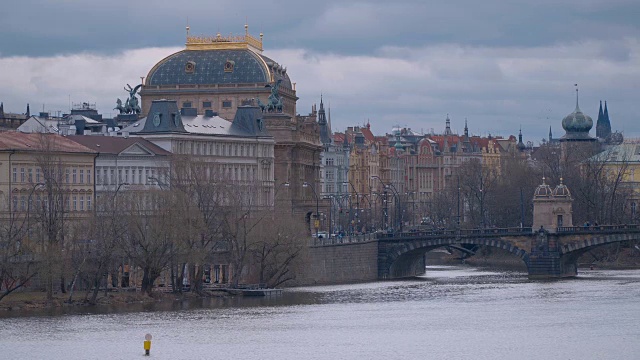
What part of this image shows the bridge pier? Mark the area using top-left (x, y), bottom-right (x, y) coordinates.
top-left (526, 229), bottom-right (577, 279)
top-left (527, 254), bottom-right (577, 279)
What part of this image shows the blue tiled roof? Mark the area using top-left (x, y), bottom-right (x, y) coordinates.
top-left (147, 49), bottom-right (291, 88)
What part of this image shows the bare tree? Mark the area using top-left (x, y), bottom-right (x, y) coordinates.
top-left (249, 216), bottom-right (308, 288)
top-left (170, 156), bottom-right (224, 294)
top-left (121, 191), bottom-right (175, 295)
top-left (0, 204), bottom-right (38, 302)
top-left (32, 134), bottom-right (71, 302)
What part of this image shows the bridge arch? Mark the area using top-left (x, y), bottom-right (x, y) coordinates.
top-left (381, 237), bottom-right (530, 279)
top-left (559, 232), bottom-right (640, 264)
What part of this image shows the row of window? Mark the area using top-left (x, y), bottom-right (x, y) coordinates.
top-left (95, 167), bottom-right (162, 186)
top-left (12, 166), bottom-right (91, 185)
top-left (12, 194), bottom-right (92, 212)
top-left (175, 141), bottom-right (272, 157)
top-left (182, 100), bottom-right (233, 109)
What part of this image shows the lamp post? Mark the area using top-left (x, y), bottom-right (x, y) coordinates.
top-left (114, 182), bottom-right (130, 199)
top-left (371, 175), bottom-right (401, 232)
top-left (457, 174), bottom-right (461, 231)
top-left (479, 174), bottom-right (485, 229)
top-left (302, 182), bottom-right (319, 238)
top-left (405, 191), bottom-right (416, 227)
top-left (276, 182), bottom-right (291, 214)
top-left (147, 176), bottom-right (167, 190)
top-left (343, 181), bottom-right (358, 234)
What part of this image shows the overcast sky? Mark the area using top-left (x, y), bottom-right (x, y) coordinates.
top-left (1, 0), bottom-right (639, 142)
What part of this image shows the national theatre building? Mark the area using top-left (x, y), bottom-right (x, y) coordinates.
top-left (137, 25), bottom-right (323, 218)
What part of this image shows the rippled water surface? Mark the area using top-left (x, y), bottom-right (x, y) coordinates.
top-left (1, 266), bottom-right (639, 360)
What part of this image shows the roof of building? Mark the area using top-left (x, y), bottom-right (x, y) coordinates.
top-left (0, 132), bottom-right (96, 153)
top-left (146, 49), bottom-right (292, 89)
top-left (122, 100), bottom-right (271, 139)
top-left (588, 142), bottom-right (640, 163)
top-left (66, 135), bottom-right (172, 156)
top-left (562, 90), bottom-right (594, 140)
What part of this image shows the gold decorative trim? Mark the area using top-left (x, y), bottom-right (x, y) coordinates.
top-left (186, 32), bottom-right (263, 52)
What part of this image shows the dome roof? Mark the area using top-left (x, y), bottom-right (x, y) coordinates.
top-left (561, 89), bottom-right (593, 140)
top-left (552, 178), bottom-right (571, 197)
top-left (146, 49), bottom-right (292, 89)
top-left (534, 177), bottom-right (553, 198)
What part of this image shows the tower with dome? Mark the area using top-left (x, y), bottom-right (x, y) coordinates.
top-left (140, 24), bottom-right (297, 120)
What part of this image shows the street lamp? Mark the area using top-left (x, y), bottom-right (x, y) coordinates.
top-left (405, 191), bottom-right (416, 227)
top-left (302, 182), bottom-right (319, 238)
top-left (343, 181), bottom-right (358, 234)
top-left (147, 176), bottom-right (166, 189)
top-left (114, 182), bottom-right (130, 199)
top-left (371, 176), bottom-right (402, 232)
top-left (276, 182), bottom-right (291, 214)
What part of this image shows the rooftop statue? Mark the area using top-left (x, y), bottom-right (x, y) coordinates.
top-left (115, 83), bottom-right (142, 115)
top-left (257, 79), bottom-right (283, 113)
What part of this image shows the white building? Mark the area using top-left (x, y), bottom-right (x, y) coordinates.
top-left (122, 99), bottom-right (276, 207)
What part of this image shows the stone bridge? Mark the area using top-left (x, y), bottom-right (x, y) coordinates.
top-left (312, 225), bottom-right (640, 280)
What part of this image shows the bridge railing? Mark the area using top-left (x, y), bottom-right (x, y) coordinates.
top-left (311, 232), bottom-right (377, 246)
top-left (557, 224), bottom-right (640, 233)
top-left (311, 224), bottom-right (640, 246)
top-left (375, 227), bottom-right (533, 240)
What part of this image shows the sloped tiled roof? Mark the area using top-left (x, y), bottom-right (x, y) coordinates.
top-left (67, 135), bottom-right (172, 156)
top-left (0, 132), bottom-right (95, 153)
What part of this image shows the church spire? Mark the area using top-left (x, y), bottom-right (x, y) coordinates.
top-left (549, 126), bottom-right (553, 142)
top-left (444, 114), bottom-right (452, 135)
top-left (0, 102), bottom-right (4, 117)
top-left (317, 94), bottom-right (331, 144)
top-left (25, 103), bottom-right (30, 117)
top-left (517, 126), bottom-right (526, 151)
top-left (574, 84), bottom-right (580, 112)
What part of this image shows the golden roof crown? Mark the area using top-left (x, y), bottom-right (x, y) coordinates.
top-left (185, 24), bottom-right (263, 53)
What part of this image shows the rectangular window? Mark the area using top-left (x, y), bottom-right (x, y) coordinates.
top-left (138, 168), bottom-right (143, 184)
top-left (36, 168), bottom-right (40, 183)
top-left (125, 169), bottom-right (129, 183)
top-left (20, 168), bottom-right (25, 183)
top-left (110, 169), bottom-right (115, 184)
top-left (87, 170), bottom-right (91, 184)
top-left (73, 196), bottom-right (77, 211)
top-left (80, 196), bottom-right (84, 211)
top-left (87, 197), bottom-right (92, 210)
top-left (13, 167), bottom-right (17, 182)
top-left (65, 197), bottom-right (70, 211)
top-left (183, 101), bottom-right (192, 108)
top-left (80, 169), bottom-right (84, 184)
top-left (28, 168), bottom-right (33, 183)
top-left (222, 100), bottom-right (232, 108)
top-left (66, 169), bottom-right (70, 183)
top-left (203, 101), bottom-right (212, 108)
top-left (96, 168), bottom-right (101, 184)
top-left (145, 169), bottom-right (149, 184)
top-left (72, 169), bottom-right (77, 184)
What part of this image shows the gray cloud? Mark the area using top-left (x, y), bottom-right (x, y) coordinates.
top-left (1, 1), bottom-right (639, 143)
top-left (2, 0), bottom-right (638, 56)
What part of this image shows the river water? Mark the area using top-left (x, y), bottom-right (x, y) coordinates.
top-left (1, 265), bottom-right (639, 360)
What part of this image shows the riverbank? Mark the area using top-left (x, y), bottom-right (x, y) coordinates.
top-left (0, 288), bottom-right (232, 314)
